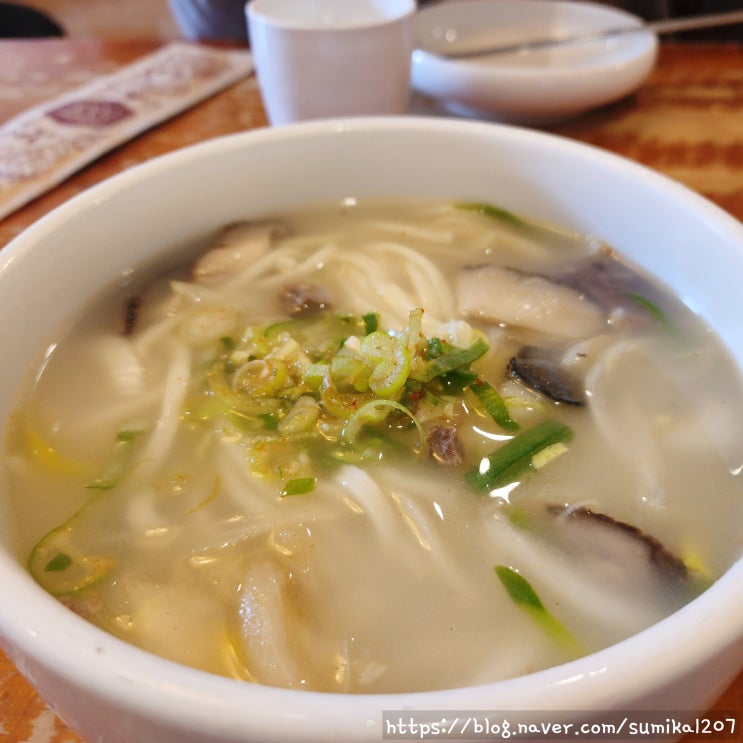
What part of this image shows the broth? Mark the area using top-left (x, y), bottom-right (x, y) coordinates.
top-left (6, 199), bottom-right (743, 692)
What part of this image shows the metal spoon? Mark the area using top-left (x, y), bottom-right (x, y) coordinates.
top-left (422, 9), bottom-right (743, 60)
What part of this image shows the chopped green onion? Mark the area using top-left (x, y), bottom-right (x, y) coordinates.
top-left (277, 396), bottom-right (320, 434)
top-left (258, 412), bottom-right (280, 431)
top-left (495, 565), bottom-right (544, 610)
top-left (320, 373), bottom-right (374, 419)
top-left (44, 552), bottom-right (72, 573)
top-left (29, 522), bottom-right (112, 595)
top-left (505, 506), bottom-right (533, 530)
top-left (626, 292), bottom-right (669, 326)
top-left (531, 441), bottom-right (569, 469)
top-left (318, 444), bottom-right (378, 466)
top-left (228, 408), bottom-right (279, 433)
top-left (87, 428), bottom-right (145, 490)
top-left (360, 331), bottom-right (411, 398)
top-left (264, 320), bottom-right (289, 337)
top-left (341, 399), bottom-right (423, 446)
top-left (495, 565), bottom-right (581, 651)
top-left (427, 337), bottom-right (445, 359)
top-left (405, 307), bottom-right (427, 358)
top-left (115, 428), bottom-right (144, 443)
top-left (457, 202), bottom-right (526, 227)
top-left (185, 476), bottom-right (221, 514)
top-left (264, 313), bottom-right (370, 361)
top-left (440, 368), bottom-right (479, 394)
top-left (469, 379), bottom-right (520, 432)
top-left (363, 312), bottom-right (379, 335)
top-left (233, 358), bottom-right (290, 397)
top-left (330, 352), bottom-right (371, 393)
top-left (411, 337), bottom-right (489, 383)
top-left (466, 419), bottom-right (573, 491)
top-left (219, 336), bottom-right (237, 352)
top-left (303, 362), bottom-right (329, 389)
top-left (281, 477), bottom-right (316, 497)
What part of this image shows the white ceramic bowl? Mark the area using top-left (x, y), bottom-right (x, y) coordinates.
top-left (1, 117), bottom-right (743, 743)
top-left (411, 0), bottom-right (658, 124)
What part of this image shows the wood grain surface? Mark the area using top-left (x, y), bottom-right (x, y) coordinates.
top-left (0, 38), bottom-right (742, 743)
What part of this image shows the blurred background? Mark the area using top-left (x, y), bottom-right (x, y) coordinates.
top-left (1, 0), bottom-right (741, 42)
top-left (11, 0), bottom-right (180, 38)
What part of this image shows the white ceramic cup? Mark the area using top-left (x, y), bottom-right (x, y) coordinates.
top-left (246, 0), bottom-right (416, 125)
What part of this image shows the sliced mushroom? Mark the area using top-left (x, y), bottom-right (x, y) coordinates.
top-left (455, 265), bottom-right (604, 341)
top-left (557, 252), bottom-right (665, 322)
top-left (427, 425), bottom-right (464, 466)
top-left (546, 504), bottom-right (690, 591)
top-left (508, 353), bottom-right (586, 406)
top-left (192, 221), bottom-right (287, 285)
top-left (281, 281), bottom-right (333, 316)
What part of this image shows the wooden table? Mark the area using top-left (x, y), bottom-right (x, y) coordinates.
top-left (1, 37), bottom-right (742, 743)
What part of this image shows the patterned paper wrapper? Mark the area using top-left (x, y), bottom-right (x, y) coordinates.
top-left (0, 42), bottom-right (253, 221)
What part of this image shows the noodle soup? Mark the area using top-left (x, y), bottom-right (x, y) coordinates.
top-left (6, 199), bottom-right (743, 693)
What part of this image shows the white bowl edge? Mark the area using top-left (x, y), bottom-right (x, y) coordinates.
top-left (0, 116), bottom-right (742, 741)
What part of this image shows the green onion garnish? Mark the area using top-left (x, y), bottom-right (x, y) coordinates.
top-left (87, 428), bottom-right (145, 490)
top-left (341, 399), bottom-right (423, 446)
top-left (363, 312), bottom-right (379, 335)
top-left (258, 413), bottom-right (279, 431)
top-left (466, 419), bottom-right (573, 491)
top-left (411, 337), bottom-right (489, 383)
top-left (439, 368), bottom-right (479, 394)
top-left (457, 202), bottom-right (526, 227)
top-left (219, 335), bottom-right (237, 351)
top-left (626, 292), bottom-right (668, 326)
top-left (44, 552), bottom-right (72, 573)
top-left (426, 337), bottom-right (445, 359)
top-left (29, 524), bottom-right (112, 595)
top-left (281, 477), bottom-right (316, 497)
top-left (495, 565), bottom-right (581, 651)
top-left (469, 379), bottom-right (520, 432)
top-left (115, 428), bottom-right (144, 443)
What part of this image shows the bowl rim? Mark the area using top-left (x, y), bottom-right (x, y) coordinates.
top-left (412, 0), bottom-right (657, 77)
top-left (2, 115), bottom-right (743, 737)
top-left (247, 0), bottom-right (417, 33)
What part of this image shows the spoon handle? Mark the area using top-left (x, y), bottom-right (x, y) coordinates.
top-left (427, 9), bottom-right (743, 59)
